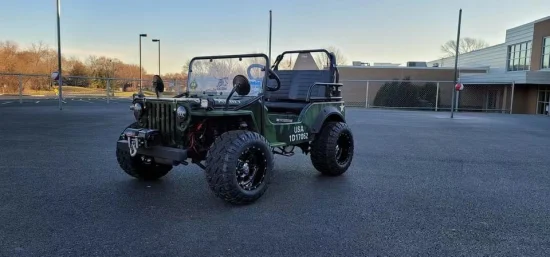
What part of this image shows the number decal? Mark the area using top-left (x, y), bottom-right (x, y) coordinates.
top-left (289, 125), bottom-right (308, 142)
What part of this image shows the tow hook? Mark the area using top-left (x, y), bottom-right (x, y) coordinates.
top-left (128, 137), bottom-right (139, 157)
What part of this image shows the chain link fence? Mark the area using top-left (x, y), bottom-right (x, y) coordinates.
top-left (456, 83), bottom-right (513, 113)
top-left (340, 79), bottom-right (514, 113)
top-left (1, 73), bottom-right (514, 114)
top-left (0, 73), bottom-right (187, 103)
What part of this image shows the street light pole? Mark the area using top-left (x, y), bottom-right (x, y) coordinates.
top-left (56, 0), bottom-right (63, 110)
top-left (152, 39), bottom-right (160, 75)
top-left (139, 33), bottom-right (147, 92)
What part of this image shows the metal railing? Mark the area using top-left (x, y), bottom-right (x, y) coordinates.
top-left (0, 72), bottom-right (187, 103)
top-left (340, 79), bottom-right (515, 113)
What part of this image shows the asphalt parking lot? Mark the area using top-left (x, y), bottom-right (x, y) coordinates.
top-left (1, 102), bottom-right (549, 256)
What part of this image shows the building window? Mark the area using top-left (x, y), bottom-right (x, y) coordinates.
top-left (542, 37), bottom-right (550, 70)
top-left (507, 41), bottom-right (532, 71)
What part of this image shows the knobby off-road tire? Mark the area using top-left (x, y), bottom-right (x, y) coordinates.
top-left (205, 130), bottom-right (274, 205)
top-left (310, 121), bottom-right (354, 176)
top-left (115, 122), bottom-right (172, 181)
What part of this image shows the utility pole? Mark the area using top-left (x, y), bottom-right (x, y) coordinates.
top-left (451, 9), bottom-right (462, 118)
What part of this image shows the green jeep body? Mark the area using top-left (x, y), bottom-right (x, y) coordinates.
top-left (116, 49), bottom-right (355, 205)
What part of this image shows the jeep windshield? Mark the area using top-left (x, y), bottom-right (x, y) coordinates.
top-left (186, 54), bottom-right (268, 98)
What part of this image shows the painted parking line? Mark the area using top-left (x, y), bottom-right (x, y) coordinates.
top-left (1, 101), bottom-right (13, 105)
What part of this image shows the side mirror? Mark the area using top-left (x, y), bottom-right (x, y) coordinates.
top-left (153, 75), bottom-right (164, 97)
top-left (233, 75), bottom-right (250, 96)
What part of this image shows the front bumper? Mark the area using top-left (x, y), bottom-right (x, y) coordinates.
top-left (117, 127), bottom-right (188, 164)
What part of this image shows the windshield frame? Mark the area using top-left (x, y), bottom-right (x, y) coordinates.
top-left (186, 53), bottom-right (270, 97)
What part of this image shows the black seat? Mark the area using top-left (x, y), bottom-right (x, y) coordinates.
top-left (265, 70), bottom-right (332, 114)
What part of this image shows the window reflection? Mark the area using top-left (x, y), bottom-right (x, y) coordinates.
top-left (507, 40), bottom-right (532, 71)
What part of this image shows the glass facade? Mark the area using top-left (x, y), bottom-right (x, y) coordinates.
top-left (542, 37), bottom-right (550, 69)
top-left (507, 41), bottom-right (532, 71)
top-left (537, 85), bottom-right (550, 115)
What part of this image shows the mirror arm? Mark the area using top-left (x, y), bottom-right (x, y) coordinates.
top-left (224, 86), bottom-right (237, 110)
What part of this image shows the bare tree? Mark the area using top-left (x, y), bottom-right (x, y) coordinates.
top-left (327, 46), bottom-right (348, 65)
top-left (0, 40), bottom-right (20, 72)
top-left (314, 46), bottom-right (349, 68)
top-left (181, 58), bottom-right (192, 74)
top-left (440, 37), bottom-right (490, 57)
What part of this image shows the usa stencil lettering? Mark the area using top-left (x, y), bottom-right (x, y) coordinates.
top-left (289, 125), bottom-right (308, 142)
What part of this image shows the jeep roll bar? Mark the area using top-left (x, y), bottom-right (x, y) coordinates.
top-left (270, 49), bottom-right (340, 83)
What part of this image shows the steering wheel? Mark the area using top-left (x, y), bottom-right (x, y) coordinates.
top-left (246, 63), bottom-right (281, 91)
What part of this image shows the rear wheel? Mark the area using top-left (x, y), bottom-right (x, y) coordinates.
top-left (205, 130), bottom-right (274, 205)
top-left (310, 121), bottom-right (354, 176)
top-left (115, 122), bottom-right (172, 181)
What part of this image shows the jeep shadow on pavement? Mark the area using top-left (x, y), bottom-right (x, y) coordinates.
top-left (116, 49), bottom-right (355, 205)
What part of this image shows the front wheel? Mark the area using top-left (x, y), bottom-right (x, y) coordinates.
top-left (310, 122), bottom-right (354, 176)
top-left (115, 122), bottom-right (172, 181)
top-left (205, 130), bottom-right (274, 205)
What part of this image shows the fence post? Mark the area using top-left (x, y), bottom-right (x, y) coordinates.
top-left (18, 75), bottom-right (23, 104)
top-left (435, 82), bottom-right (440, 112)
top-left (106, 79), bottom-right (110, 103)
top-left (510, 81), bottom-right (515, 114)
top-left (365, 81), bottom-right (370, 108)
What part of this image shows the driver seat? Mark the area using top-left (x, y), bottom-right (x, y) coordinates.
top-left (264, 70), bottom-right (332, 114)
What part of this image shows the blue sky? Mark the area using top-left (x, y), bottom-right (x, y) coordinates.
top-left (1, 0), bottom-right (549, 74)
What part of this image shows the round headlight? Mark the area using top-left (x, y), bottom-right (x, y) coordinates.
top-left (133, 103), bottom-right (143, 120)
top-left (176, 106), bottom-right (187, 120)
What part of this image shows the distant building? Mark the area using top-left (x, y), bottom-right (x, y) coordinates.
top-left (337, 16), bottom-right (550, 115)
top-left (426, 16), bottom-right (550, 115)
top-left (337, 65), bottom-right (486, 110)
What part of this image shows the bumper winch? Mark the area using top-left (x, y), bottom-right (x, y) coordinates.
top-left (117, 127), bottom-right (188, 164)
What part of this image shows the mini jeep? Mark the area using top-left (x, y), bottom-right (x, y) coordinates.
top-left (116, 49), bottom-right (355, 205)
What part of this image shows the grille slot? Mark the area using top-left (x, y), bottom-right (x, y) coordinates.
top-left (145, 101), bottom-right (175, 145)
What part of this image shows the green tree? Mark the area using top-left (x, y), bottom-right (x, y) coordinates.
top-left (373, 77), bottom-right (439, 109)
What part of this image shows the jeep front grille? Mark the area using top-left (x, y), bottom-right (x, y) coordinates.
top-left (146, 102), bottom-right (176, 145)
